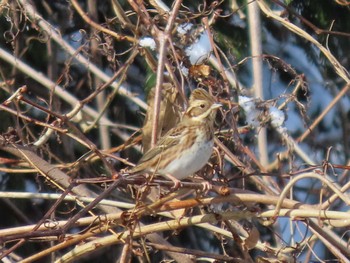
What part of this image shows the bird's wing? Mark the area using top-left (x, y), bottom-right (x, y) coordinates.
top-left (137, 124), bottom-right (186, 164)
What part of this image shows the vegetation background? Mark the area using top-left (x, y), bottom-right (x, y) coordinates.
top-left (0, 0), bottom-right (350, 262)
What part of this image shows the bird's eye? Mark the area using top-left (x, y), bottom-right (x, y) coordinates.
top-left (200, 104), bottom-right (205, 108)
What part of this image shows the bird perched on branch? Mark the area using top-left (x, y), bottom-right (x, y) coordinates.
top-left (129, 88), bottom-right (221, 188)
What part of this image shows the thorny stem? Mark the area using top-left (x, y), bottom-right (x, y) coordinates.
top-left (70, 0), bottom-right (136, 42)
top-left (298, 84), bottom-right (350, 142)
top-left (151, 0), bottom-right (183, 147)
top-left (272, 172), bottom-right (350, 219)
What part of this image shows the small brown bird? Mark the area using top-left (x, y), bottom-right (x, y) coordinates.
top-left (129, 88), bottom-right (221, 186)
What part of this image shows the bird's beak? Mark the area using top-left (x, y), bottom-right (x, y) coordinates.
top-left (211, 103), bottom-right (222, 110)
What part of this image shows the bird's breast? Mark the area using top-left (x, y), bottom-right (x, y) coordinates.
top-left (158, 127), bottom-right (214, 179)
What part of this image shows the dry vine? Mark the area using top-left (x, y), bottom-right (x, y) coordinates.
top-left (0, 0), bottom-right (350, 262)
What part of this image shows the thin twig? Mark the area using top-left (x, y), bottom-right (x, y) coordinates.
top-left (151, 0), bottom-right (183, 147)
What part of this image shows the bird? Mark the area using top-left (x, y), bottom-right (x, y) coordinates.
top-left (129, 88), bottom-right (221, 188)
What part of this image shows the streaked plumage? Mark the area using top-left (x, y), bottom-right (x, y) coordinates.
top-left (130, 88), bottom-right (221, 182)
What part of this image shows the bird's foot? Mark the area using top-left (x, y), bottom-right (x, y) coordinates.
top-left (165, 173), bottom-right (182, 190)
top-left (201, 181), bottom-right (212, 194)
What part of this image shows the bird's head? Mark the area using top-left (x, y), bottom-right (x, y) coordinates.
top-left (184, 88), bottom-right (221, 123)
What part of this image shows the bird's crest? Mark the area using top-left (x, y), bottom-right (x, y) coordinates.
top-left (189, 88), bottom-right (215, 104)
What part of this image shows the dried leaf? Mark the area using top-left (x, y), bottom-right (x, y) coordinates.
top-left (242, 225), bottom-right (260, 250)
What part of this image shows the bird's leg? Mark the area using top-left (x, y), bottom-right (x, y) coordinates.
top-left (165, 173), bottom-right (182, 189)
